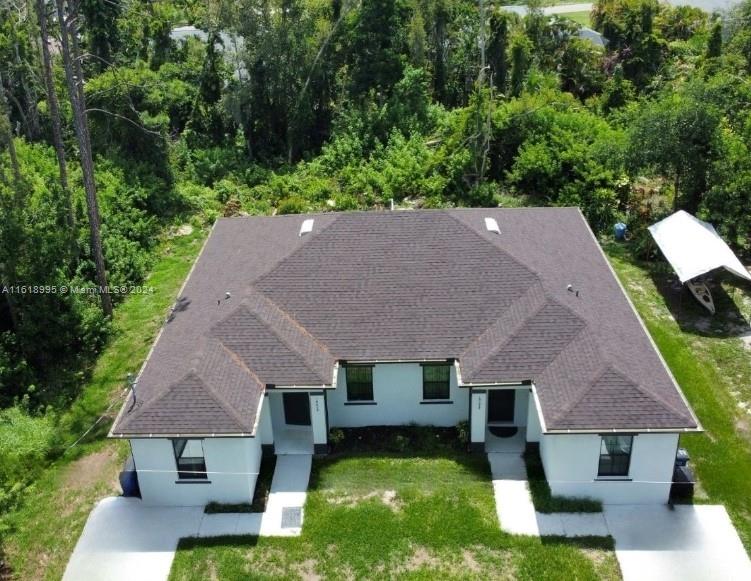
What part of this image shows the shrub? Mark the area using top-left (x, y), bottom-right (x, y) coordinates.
top-left (456, 420), bottom-right (470, 446)
top-left (277, 196), bottom-right (309, 215)
top-left (328, 428), bottom-right (345, 447)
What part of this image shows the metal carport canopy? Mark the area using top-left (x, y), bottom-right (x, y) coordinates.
top-left (648, 210), bottom-right (751, 284)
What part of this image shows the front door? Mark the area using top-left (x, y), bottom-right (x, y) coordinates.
top-left (283, 392), bottom-right (311, 426)
top-left (488, 390), bottom-right (515, 423)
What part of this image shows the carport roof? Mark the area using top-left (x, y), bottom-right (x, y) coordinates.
top-left (110, 208), bottom-right (699, 437)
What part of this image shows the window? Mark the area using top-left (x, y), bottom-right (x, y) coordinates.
top-left (598, 435), bottom-right (633, 477)
top-left (346, 365), bottom-right (373, 401)
top-left (173, 439), bottom-right (207, 480)
top-left (422, 365), bottom-right (450, 400)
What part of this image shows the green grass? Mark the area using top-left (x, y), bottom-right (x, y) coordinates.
top-left (524, 448), bottom-right (602, 513)
top-left (171, 452), bottom-right (620, 580)
top-left (562, 11), bottom-right (591, 27)
top-left (605, 241), bottom-right (751, 552)
top-left (2, 228), bottom-right (208, 581)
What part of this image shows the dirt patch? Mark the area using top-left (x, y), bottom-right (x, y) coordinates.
top-left (62, 448), bottom-right (120, 492)
top-left (174, 224), bottom-right (194, 237)
top-left (293, 559), bottom-right (321, 581)
top-left (582, 548), bottom-right (621, 581)
top-left (461, 549), bottom-right (482, 573)
top-left (325, 489), bottom-right (402, 511)
top-left (242, 547), bottom-right (288, 578)
top-left (404, 547), bottom-right (441, 571)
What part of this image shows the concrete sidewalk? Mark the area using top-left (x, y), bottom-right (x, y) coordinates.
top-left (489, 451), bottom-right (751, 580)
top-left (489, 452), bottom-right (608, 537)
top-left (604, 504), bottom-right (751, 581)
top-left (64, 454), bottom-right (313, 580)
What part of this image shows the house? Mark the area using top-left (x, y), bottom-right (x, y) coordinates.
top-left (109, 208), bottom-right (700, 507)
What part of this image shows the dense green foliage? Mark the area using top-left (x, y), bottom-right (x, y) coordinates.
top-left (2, 0), bottom-right (751, 570)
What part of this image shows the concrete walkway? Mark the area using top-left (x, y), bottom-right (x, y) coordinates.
top-left (605, 504), bottom-right (751, 581)
top-left (64, 454), bottom-right (312, 580)
top-left (489, 451), bottom-right (751, 580)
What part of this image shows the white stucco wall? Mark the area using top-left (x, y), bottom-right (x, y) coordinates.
top-left (526, 393), bottom-right (542, 443)
top-left (310, 393), bottom-right (327, 444)
top-left (130, 436), bottom-right (262, 506)
top-left (512, 388), bottom-right (529, 427)
top-left (540, 432), bottom-right (679, 504)
top-left (259, 396), bottom-right (274, 445)
top-left (327, 363), bottom-right (469, 427)
top-left (470, 390), bottom-right (487, 443)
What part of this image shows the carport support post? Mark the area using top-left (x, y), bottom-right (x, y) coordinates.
top-left (469, 389), bottom-right (487, 453)
top-left (309, 392), bottom-right (328, 455)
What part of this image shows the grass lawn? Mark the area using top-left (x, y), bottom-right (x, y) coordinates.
top-left (2, 227), bottom-right (208, 581)
top-left (605, 241), bottom-right (751, 552)
top-left (563, 11), bottom-right (591, 27)
top-left (171, 451), bottom-right (620, 580)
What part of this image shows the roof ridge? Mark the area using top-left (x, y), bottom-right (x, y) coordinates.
top-left (253, 213), bottom-right (342, 286)
top-left (119, 371), bottom-right (245, 432)
top-left (193, 364), bottom-right (251, 430)
top-left (250, 283), bottom-right (334, 359)
top-left (549, 363), bottom-right (612, 424)
top-left (445, 211), bottom-right (548, 287)
top-left (242, 290), bottom-right (334, 383)
top-left (553, 365), bottom-right (692, 426)
top-left (214, 337), bottom-right (267, 389)
top-left (460, 282), bottom-right (549, 376)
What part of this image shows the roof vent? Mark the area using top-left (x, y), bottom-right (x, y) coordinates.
top-left (299, 218), bottom-right (314, 237)
top-left (484, 217), bottom-right (501, 235)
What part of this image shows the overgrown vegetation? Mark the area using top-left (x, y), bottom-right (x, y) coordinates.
top-left (2, 0), bottom-right (751, 574)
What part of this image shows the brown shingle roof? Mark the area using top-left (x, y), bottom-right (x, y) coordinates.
top-left (111, 208), bottom-right (698, 436)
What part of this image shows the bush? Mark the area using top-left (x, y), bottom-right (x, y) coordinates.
top-left (456, 420), bottom-right (470, 446)
top-left (277, 196), bottom-right (309, 215)
top-left (0, 407), bottom-right (57, 524)
top-left (328, 428), bottom-right (345, 447)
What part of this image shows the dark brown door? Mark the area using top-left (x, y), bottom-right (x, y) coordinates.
top-left (488, 390), bottom-right (515, 423)
top-left (283, 392), bottom-right (311, 426)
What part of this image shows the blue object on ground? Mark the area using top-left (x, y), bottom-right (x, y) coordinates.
top-left (614, 222), bottom-right (627, 241)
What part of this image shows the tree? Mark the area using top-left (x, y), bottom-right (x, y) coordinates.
top-left (627, 92), bottom-right (720, 213)
top-left (706, 18), bottom-right (722, 59)
top-left (349, 0), bottom-right (407, 100)
top-left (408, 4), bottom-right (427, 67)
top-left (80, 0), bottom-right (121, 70)
top-left (487, 9), bottom-right (511, 93)
top-left (509, 33), bottom-right (532, 97)
top-left (55, 0), bottom-right (112, 316)
top-left (35, 0), bottom-right (75, 240)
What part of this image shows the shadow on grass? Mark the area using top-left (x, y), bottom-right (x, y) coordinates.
top-left (605, 241), bottom-right (751, 339)
top-left (176, 534), bottom-right (259, 551)
top-left (541, 535), bottom-right (615, 550)
top-left (524, 447), bottom-right (602, 513)
top-left (310, 426), bottom-right (490, 489)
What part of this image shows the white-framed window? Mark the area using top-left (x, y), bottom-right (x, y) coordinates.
top-left (172, 439), bottom-right (207, 480)
top-left (598, 435), bottom-right (633, 477)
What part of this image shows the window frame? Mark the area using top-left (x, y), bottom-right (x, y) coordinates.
top-left (172, 438), bottom-right (208, 480)
top-left (345, 365), bottom-right (374, 402)
top-left (597, 435), bottom-right (633, 478)
top-left (422, 364), bottom-right (451, 401)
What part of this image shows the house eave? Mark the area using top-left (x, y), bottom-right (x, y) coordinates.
top-left (543, 426), bottom-right (703, 435)
top-left (111, 431), bottom-right (257, 439)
